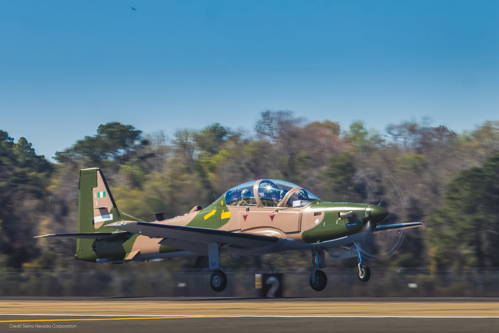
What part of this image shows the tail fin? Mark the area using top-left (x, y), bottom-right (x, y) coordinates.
top-left (78, 168), bottom-right (122, 232)
top-left (76, 168), bottom-right (124, 261)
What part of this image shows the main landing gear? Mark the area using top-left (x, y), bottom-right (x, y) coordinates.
top-left (207, 243), bottom-right (229, 292)
top-left (309, 249), bottom-right (327, 291)
top-left (310, 269), bottom-right (327, 291)
top-left (355, 242), bottom-right (371, 282)
top-left (210, 270), bottom-right (228, 292)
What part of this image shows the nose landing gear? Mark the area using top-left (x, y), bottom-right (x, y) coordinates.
top-left (354, 242), bottom-right (371, 282)
top-left (358, 263), bottom-right (370, 282)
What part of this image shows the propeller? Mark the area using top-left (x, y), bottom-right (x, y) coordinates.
top-left (359, 198), bottom-right (407, 260)
top-left (351, 171), bottom-right (409, 260)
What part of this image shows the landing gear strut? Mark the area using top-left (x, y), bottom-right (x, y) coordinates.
top-left (354, 242), bottom-right (371, 282)
top-left (309, 249), bottom-right (327, 291)
top-left (208, 243), bottom-right (228, 292)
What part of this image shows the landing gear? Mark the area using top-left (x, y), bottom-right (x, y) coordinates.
top-left (354, 242), bottom-right (371, 282)
top-left (358, 263), bottom-right (370, 282)
top-left (210, 269), bottom-right (228, 292)
top-left (309, 249), bottom-right (327, 291)
top-left (309, 269), bottom-right (327, 291)
top-left (207, 243), bottom-right (228, 292)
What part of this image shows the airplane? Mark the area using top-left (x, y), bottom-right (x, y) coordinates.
top-left (36, 168), bottom-right (422, 292)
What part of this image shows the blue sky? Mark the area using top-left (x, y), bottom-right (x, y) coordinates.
top-left (1, 0), bottom-right (498, 159)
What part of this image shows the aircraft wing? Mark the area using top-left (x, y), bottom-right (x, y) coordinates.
top-left (374, 222), bottom-right (423, 232)
top-left (108, 221), bottom-right (279, 252)
top-left (35, 232), bottom-right (117, 239)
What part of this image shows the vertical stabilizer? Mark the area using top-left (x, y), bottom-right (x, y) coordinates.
top-left (76, 168), bottom-right (123, 261)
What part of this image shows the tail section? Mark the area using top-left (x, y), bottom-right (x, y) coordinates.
top-left (76, 168), bottom-right (126, 261)
top-left (78, 168), bottom-right (122, 232)
top-left (36, 167), bottom-right (142, 262)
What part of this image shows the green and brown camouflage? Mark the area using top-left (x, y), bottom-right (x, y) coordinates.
top-left (37, 167), bottom-right (421, 291)
top-left (56, 168), bottom-right (409, 263)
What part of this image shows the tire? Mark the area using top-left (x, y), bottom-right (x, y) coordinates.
top-left (210, 270), bottom-right (228, 292)
top-left (309, 269), bottom-right (327, 291)
top-left (358, 264), bottom-right (371, 282)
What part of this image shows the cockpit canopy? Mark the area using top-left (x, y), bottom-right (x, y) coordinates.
top-left (225, 179), bottom-right (320, 208)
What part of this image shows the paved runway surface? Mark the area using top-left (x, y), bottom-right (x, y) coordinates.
top-left (2, 316), bottom-right (499, 333)
top-left (1, 298), bottom-right (499, 332)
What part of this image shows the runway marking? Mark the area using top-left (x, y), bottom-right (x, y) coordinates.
top-left (1, 314), bottom-right (499, 319)
top-left (0, 316), bottom-right (225, 323)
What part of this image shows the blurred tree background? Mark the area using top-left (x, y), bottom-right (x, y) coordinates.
top-left (2, 113), bottom-right (499, 274)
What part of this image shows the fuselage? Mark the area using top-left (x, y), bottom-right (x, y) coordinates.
top-left (91, 197), bottom-right (388, 263)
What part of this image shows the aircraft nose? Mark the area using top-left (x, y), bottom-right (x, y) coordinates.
top-left (368, 205), bottom-right (389, 224)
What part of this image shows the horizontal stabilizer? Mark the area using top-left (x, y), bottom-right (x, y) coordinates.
top-left (374, 222), bottom-right (423, 232)
top-left (34, 232), bottom-right (117, 239)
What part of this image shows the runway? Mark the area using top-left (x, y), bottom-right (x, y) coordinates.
top-left (1, 298), bottom-right (499, 332)
top-left (3, 316), bottom-right (499, 333)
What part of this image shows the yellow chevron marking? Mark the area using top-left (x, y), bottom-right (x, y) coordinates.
top-left (204, 210), bottom-right (216, 220)
top-left (221, 210), bottom-right (231, 219)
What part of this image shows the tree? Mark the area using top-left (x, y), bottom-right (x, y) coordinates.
top-left (54, 122), bottom-right (147, 165)
top-left (0, 132), bottom-right (52, 268)
top-left (345, 121), bottom-right (384, 152)
top-left (395, 153), bottom-right (429, 176)
top-left (255, 110), bottom-right (302, 142)
top-left (427, 154), bottom-right (499, 270)
top-left (324, 152), bottom-right (356, 201)
top-left (194, 123), bottom-right (231, 155)
top-left (468, 121), bottom-right (499, 159)
top-left (172, 129), bottom-right (196, 173)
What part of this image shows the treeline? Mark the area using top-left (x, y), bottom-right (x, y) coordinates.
top-left (1, 111), bottom-right (499, 272)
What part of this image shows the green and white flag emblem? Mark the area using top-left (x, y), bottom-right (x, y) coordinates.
top-left (97, 191), bottom-right (106, 198)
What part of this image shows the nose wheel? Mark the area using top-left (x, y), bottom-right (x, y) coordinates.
top-left (354, 242), bottom-right (371, 282)
top-left (210, 269), bottom-right (227, 292)
top-left (309, 269), bottom-right (327, 291)
top-left (358, 263), bottom-right (371, 282)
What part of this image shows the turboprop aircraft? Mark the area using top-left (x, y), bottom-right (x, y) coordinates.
top-left (36, 168), bottom-right (422, 292)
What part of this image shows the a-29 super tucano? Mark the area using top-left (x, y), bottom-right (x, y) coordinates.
top-left (37, 168), bottom-right (422, 292)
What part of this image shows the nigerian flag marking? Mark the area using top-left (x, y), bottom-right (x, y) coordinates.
top-left (97, 191), bottom-right (106, 198)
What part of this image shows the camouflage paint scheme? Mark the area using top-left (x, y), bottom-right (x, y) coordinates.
top-left (39, 168), bottom-right (421, 264)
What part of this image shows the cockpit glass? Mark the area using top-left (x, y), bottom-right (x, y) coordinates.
top-left (225, 179), bottom-right (320, 207)
top-left (225, 181), bottom-right (257, 206)
top-left (258, 179), bottom-right (292, 207)
top-left (286, 188), bottom-right (320, 207)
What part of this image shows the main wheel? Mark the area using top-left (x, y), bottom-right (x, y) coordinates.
top-left (210, 270), bottom-right (228, 292)
top-left (358, 264), bottom-right (371, 282)
top-left (309, 269), bottom-right (327, 291)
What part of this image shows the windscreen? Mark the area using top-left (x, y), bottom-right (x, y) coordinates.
top-left (225, 179), bottom-right (320, 207)
top-left (225, 181), bottom-right (257, 206)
